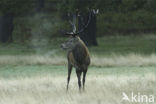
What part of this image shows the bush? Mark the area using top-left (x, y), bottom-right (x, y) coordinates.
top-left (97, 10), bottom-right (156, 36)
top-left (13, 13), bottom-right (70, 43)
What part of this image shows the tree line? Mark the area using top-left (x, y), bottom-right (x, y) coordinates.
top-left (0, 0), bottom-right (156, 43)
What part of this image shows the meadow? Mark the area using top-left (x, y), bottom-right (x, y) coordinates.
top-left (0, 34), bottom-right (156, 104)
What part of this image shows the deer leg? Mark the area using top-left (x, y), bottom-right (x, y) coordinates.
top-left (83, 69), bottom-right (87, 90)
top-left (67, 64), bottom-right (72, 91)
top-left (76, 69), bottom-right (82, 90)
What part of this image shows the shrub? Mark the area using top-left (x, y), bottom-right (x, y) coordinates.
top-left (97, 10), bottom-right (156, 36)
top-left (13, 13), bottom-right (70, 43)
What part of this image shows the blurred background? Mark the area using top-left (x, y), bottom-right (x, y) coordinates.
top-left (0, 0), bottom-right (156, 64)
top-left (0, 0), bottom-right (156, 56)
top-left (0, 0), bottom-right (156, 43)
top-left (0, 1), bottom-right (156, 104)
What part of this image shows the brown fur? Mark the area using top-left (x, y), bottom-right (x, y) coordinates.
top-left (68, 37), bottom-right (90, 68)
top-left (64, 36), bottom-right (90, 91)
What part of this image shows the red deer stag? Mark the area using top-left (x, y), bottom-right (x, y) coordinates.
top-left (61, 11), bottom-right (91, 91)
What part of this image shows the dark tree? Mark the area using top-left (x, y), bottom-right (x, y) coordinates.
top-left (78, 10), bottom-right (98, 46)
top-left (0, 13), bottom-right (14, 42)
top-left (36, 0), bottom-right (45, 12)
top-left (58, 0), bottom-right (98, 46)
top-left (0, 0), bottom-right (34, 43)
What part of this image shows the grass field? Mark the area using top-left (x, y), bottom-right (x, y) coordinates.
top-left (0, 65), bottom-right (155, 104)
top-left (0, 34), bottom-right (156, 104)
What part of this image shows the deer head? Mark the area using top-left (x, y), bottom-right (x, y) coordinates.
top-left (61, 10), bottom-right (91, 51)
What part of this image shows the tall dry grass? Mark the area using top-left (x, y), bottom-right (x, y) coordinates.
top-left (0, 73), bottom-right (155, 104)
top-left (1, 53), bottom-right (156, 67)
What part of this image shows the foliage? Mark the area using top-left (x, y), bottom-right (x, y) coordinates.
top-left (1, 34), bottom-right (156, 56)
top-left (50, 0), bottom-right (156, 36)
top-left (0, 0), bottom-right (34, 15)
top-left (1, 0), bottom-right (156, 42)
top-left (97, 10), bottom-right (156, 36)
top-left (13, 13), bottom-right (70, 43)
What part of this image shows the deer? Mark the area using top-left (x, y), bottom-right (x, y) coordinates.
top-left (61, 11), bottom-right (91, 91)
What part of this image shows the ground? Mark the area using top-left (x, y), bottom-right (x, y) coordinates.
top-left (0, 34), bottom-right (156, 104)
top-left (0, 65), bottom-right (155, 104)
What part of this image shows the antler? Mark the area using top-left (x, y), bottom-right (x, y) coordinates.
top-left (65, 13), bottom-right (77, 35)
top-left (74, 10), bottom-right (91, 35)
top-left (69, 14), bottom-right (76, 34)
top-left (65, 9), bottom-right (92, 36)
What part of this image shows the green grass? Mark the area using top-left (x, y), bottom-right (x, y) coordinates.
top-left (0, 65), bottom-right (155, 104)
top-left (1, 34), bottom-right (156, 56)
top-left (0, 34), bottom-right (156, 104)
top-left (0, 65), bottom-right (156, 79)
top-left (0, 65), bottom-right (66, 78)
top-left (90, 34), bottom-right (156, 55)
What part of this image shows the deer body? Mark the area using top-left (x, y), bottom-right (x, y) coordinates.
top-left (61, 36), bottom-right (90, 91)
top-left (61, 10), bottom-right (91, 91)
top-left (67, 38), bottom-right (90, 68)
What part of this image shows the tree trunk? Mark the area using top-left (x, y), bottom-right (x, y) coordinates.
top-left (0, 13), bottom-right (14, 43)
top-left (78, 11), bottom-right (98, 46)
top-left (36, 0), bottom-right (45, 12)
